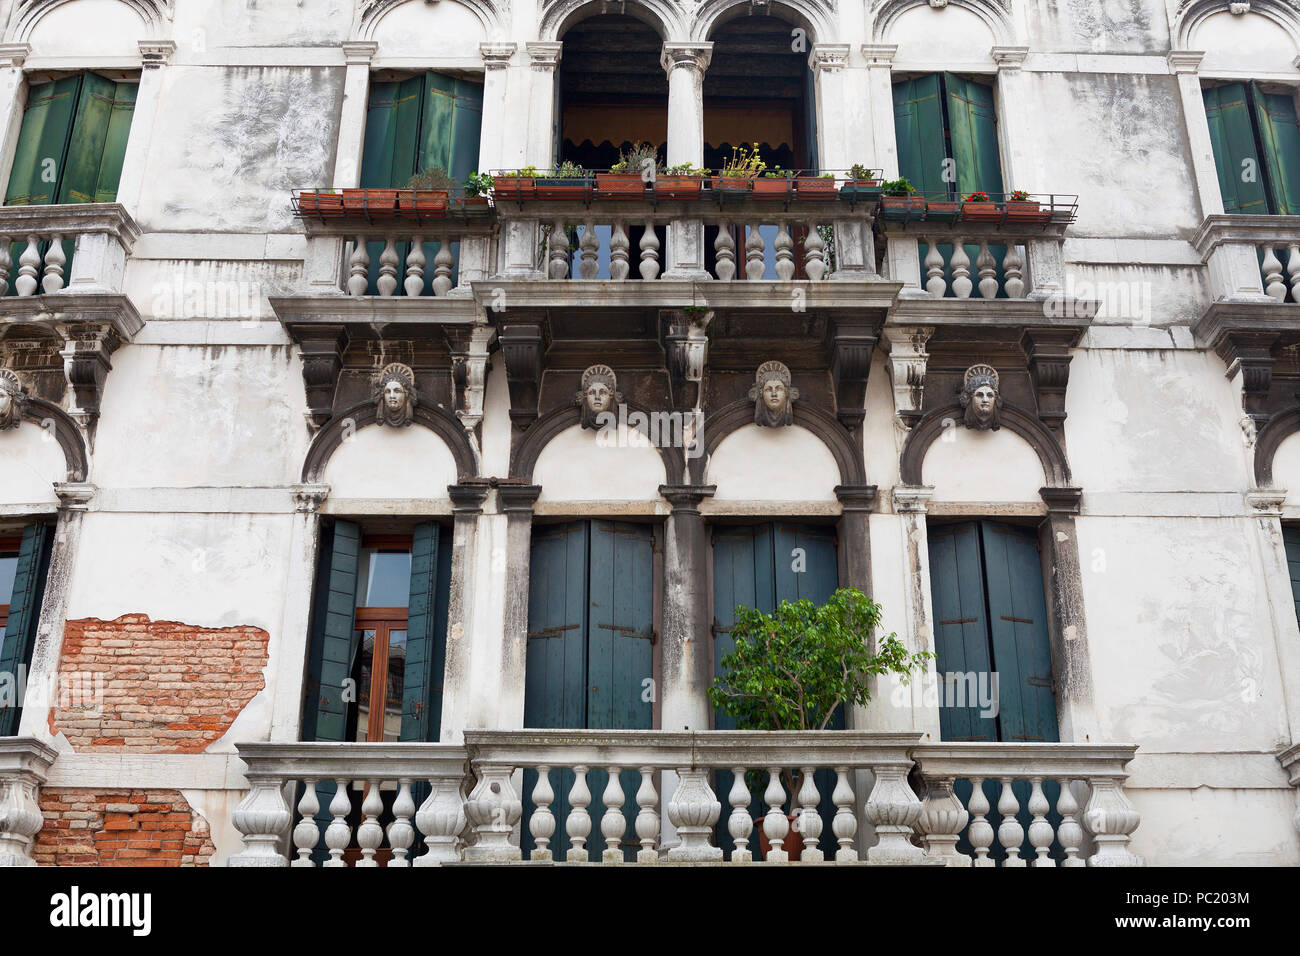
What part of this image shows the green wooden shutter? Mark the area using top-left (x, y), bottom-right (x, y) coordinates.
top-left (0, 524), bottom-right (53, 736)
top-left (1284, 528), bottom-right (1300, 627)
top-left (360, 76), bottom-right (423, 188)
top-left (1204, 83), bottom-right (1269, 215)
top-left (945, 72), bottom-right (1004, 197)
top-left (4, 75), bottom-right (80, 206)
top-left (893, 74), bottom-right (948, 199)
top-left (401, 522), bottom-right (449, 742)
top-left (1252, 85), bottom-right (1300, 215)
top-left (419, 72), bottom-right (483, 184)
top-left (59, 73), bottom-right (117, 203)
top-left (90, 79), bottom-right (137, 203)
top-left (302, 519), bottom-right (361, 743)
top-left (711, 525), bottom-right (775, 731)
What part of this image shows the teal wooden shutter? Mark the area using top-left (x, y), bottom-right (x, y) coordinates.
top-left (0, 524), bottom-right (52, 736)
top-left (893, 74), bottom-right (948, 199)
top-left (5, 75), bottom-right (80, 206)
top-left (711, 525), bottom-right (775, 731)
top-left (586, 521), bottom-right (653, 731)
top-left (1252, 85), bottom-right (1300, 215)
top-left (1284, 528), bottom-right (1300, 627)
top-left (59, 72), bottom-right (117, 203)
top-left (360, 76), bottom-right (423, 188)
top-left (927, 522), bottom-right (998, 742)
top-left (401, 522), bottom-right (449, 742)
top-left (90, 79), bottom-right (137, 203)
top-left (302, 520), bottom-right (361, 743)
top-left (1204, 83), bottom-right (1269, 214)
top-left (419, 72), bottom-right (483, 184)
top-left (524, 521), bottom-right (589, 730)
top-left (945, 73), bottom-right (1004, 197)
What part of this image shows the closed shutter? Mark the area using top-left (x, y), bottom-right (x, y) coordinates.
top-left (1204, 83), bottom-right (1269, 214)
top-left (711, 525), bottom-right (774, 731)
top-left (892, 74), bottom-right (948, 199)
top-left (401, 522), bottom-right (449, 742)
top-left (360, 76), bottom-right (424, 189)
top-left (91, 80), bottom-right (137, 203)
top-left (4, 75), bottom-right (80, 206)
top-left (419, 73), bottom-right (483, 184)
top-left (0, 524), bottom-right (53, 736)
top-left (1252, 85), bottom-right (1300, 215)
top-left (945, 72), bottom-right (1004, 197)
top-left (1283, 527), bottom-right (1300, 630)
top-left (302, 520), bottom-right (361, 743)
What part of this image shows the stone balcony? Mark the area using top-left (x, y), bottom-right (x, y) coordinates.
top-left (226, 731), bottom-right (1143, 868)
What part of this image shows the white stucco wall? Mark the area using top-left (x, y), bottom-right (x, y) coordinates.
top-left (707, 423), bottom-right (839, 504)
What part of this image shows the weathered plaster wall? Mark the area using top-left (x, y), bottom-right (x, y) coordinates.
top-left (0, 423), bottom-right (64, 510)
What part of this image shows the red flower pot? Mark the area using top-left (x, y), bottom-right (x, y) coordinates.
top-left (715, 177), bottom-right (753, 198)
top-left (298, 190), bottom-right (343, 217)
top-left (596, 173), bottom-right (648, 199)
top-left (654, 175), bottom-right (704, 199)
top-left (456, 197), bottom-right (490, 210)
top-left (341, 188), bottom-right (398, 214)
top-left (492, 176), bottom-right (538, 200)
top-left (795, 177), bottom-right (837, 199)
top-left (753, 178), bottom-right (793, 199)
top-left (925, 200), bottom-right (959, 221)
top-left (398, 189), bottom-right (449, 216)
top-left (961, 201), bottom-right (1001, 221)
top-left (1005, 200), bottom-right (1050, 223)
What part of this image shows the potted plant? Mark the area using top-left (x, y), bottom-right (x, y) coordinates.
top-left (341, 186), bottom-right (399, 214)
top-left (923, 193), bottom-right (959, 221)
top-left (400, 167), bottom-right (454, 216)
top-left (493, 166), bottom-right (542, 200)
top-left (961, 190), bottom-right (1000, 221)
top-left (1005, 188), bottom-right (1050, 223)
top-left (795, 171), bottom-right (837, 199)
top-left (656, 163), bottom-right (707, 199)
top-left (536, 161), bottom-right (590, 200)
top-left (297, 188), bottom-right (343, 217)
top-left (716, 143), bottom-right (765, 198)
top-left (459, 172), bottom-right (493, 210)
top-left (879, 178), bottom-right (925, 220)
top-left (754, 166), bottom-right (794, 199)
top-left (839, 164), bottom-right (882, 201)
top-left (707, 587), bottom-right (931, 861)
top-left (598, 142), bottom-right (657, 199)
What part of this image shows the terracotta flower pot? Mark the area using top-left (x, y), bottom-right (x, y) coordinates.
top-left (298, 190), bottom-right (343, 217)
top-left (795, 177), bottom-right (837, 199)
top-left (925, 200), bottom-right (959, 221)
top-left (755, 813), bottom-right (803, 862)
top-left (715, 177), bottom-right (753, 198)
top-left (654, 175), bottom-right (704, 199)
top-left (1005, 200), bottom-right (1050, 223)
top-left (341, 188), bottom-right (398, 214)
top-left (492, 176), bottom-right (538, 200)
top-left (596, 173), bottom-right (648, 199)
top-left (961, 201), bottom-right (1001, 221)
top-left (398, 189), bottom-right (449, 217)
top-left (753, 177), bottom-right (793, 199)
top-left (534, 177), bottom-right (589, 200)
top-left (880, 195), bottom-right (926, 220)
top-left (456, 197), bottom-right (490, 211)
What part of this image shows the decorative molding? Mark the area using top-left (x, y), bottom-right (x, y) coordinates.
top-left (882, 325), bottom-right (932, 428)
top-left (448, 481), bottom-right (492, 514)
top-left (511, 401), bottom-right (687, 485)
top-left (663, 309), bottom-right (712, 411)
top-left (295, 325), bottom-right (349, 430)
top-left (1021, 328), bottom-right (1080, 438)
top-left (703, 397), bottom-right (867, 486)
top-left (1246, 487), bottom-right (1287, 515)
top-left (828, 321), bottom-right (878, 428)
top-left (21, 398), bottom-right (88, 482)
top-left (480, 41), bottom-right (517, 69)
top-left (341, 41), bottom-right (379, 66)
top-left (53, 480), bottom-right (95, 511)
top-left (660, 41), bottom-right (713, 76)
top-left (870, 0), bottom-right (1014, 44)
top-left (990, 45), bottom-right (1028, 70)
top-left (860, 43), bottom-right (898, 67)
top-left (1039, 486), bottom-right (1082, 515)
top-left (526, 40), bottom-right (563, 71)
top-left (11, 0), bottom-right (172, 43)
top-left (291, 483), bottom-right (330, 515)
top-left (0, 43), bottom-right (31, 68)
top-left (138, 39), bottom-right (176, 68)
top-left (1172, 0), bottom-right (1300, 51)
top-left (497, 482), bottom-right (542, 514)
top-left (892, 484), bottom-right (934, 514)
top-left (1254, 405), bottom-right (1300, 487)
top-left (834, 484), bottom-right (879, 512)
top-left (499, 322), bottom-right (545, 427)
top-left (302, 400), bottom-right (479, 484)
top-left (1215, 330), bottom-right (1278, 429)
top-left (808, 42), bottom-right (850, 73)
top-left (357, 0), bottom-right (508, 40)
top-left (691, 0), bottom-right (836, 44)
top-left (58, 322), bottom-right (122, 437)
top-left (900, 402), bottom-right (1071, 487)
top-left (448, 324), bottom-right (494, 435)
top-left (1167, 49), bottom-right (1205, 74)
top-left (659, 483), bottom-right (715, 512)
top-left (540, 0), bottom-right (686, 44)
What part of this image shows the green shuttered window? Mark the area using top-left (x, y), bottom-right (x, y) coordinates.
top-left (0, 524), bottom-right (54, 737)
top-left (1203, 81), bottom-right (1300, 215)
top-left (892, 72), bottom-right (1003, 201)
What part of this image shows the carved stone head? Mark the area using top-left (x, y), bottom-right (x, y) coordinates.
top-left (959, 364), bottom-right (1002, 431)
top-left (749, 360), bottom-right (798, 427)
top-left (576, 364), bottom-right (621, 429)
top-left (375, 363), bottom-right (417, 427)
top-left (0, 368), bottom-right (24, 431)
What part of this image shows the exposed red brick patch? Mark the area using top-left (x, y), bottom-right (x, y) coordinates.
top-left (34, 788), bottom-right (215, 867)
top-left (50, 614), bottom-right (269, 753)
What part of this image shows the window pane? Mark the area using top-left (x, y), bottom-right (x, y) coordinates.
top-left (382, 629), bottom-right (407, 743)
top-left (355, 549), bottom-right (412, 608)
top-left (354, 629), bottom-right (376, 742)
top-left (0, 553), bottom-right (18, 606)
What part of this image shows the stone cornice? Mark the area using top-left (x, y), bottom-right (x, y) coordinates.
top-left (1040, 485), bottom-right (1083, 515)
top-left (808, 43), bottom-right (851, 73)
top-left (526, 41), bottom-right (562, 70)
top-left (0, 43), bottom-right (31, 68)
top-left (472, 279), bottom-right (902, 313)
top-left (660, 42), bottom-right (713, 75)
top-left (860, 43), bottom-right (898, 67)
top-left (53, 482), bottom-right (95, 512)
top-left (480, 42), bottom-right (517, 69)
top-left (990, 45), bottom-right (1029, 70)
top-left (834, 484), bottom-right (879, 512)
top-left (138, 39), bottom-right (176, 68)
top-left (496, 481), bottom-right (542, 513)
top-left (892, 484), bottom-right (934, 513)
top-left (342, 41), bottom-right (379, 65)
top-left (1168, 49), bottom-right (1205, 74)
top-left (291, 483), bottom-right (330, 514)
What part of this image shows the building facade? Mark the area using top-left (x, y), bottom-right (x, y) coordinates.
top-left (0, 0), bottom-right (1299, 867)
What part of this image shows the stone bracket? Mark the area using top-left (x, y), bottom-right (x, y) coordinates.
top-left (828, 319), bottom-right (879, 428)
top-left (662, 309), bottom-right (712, 412)
top-left (57, 321), bottom-right (123, 438)
top-left (499, 321), bottom-right (546, 428)
top-left (1215, 329), bottom-right (1279, 429)
top-left (1021, 327), bottom-right (1083, 439)
top-left (882, 325), bottom-right (932, 429)
top-left (445, 324), bottom-right (495, 436)
top-left (293, 324), bottom-right (350, 430)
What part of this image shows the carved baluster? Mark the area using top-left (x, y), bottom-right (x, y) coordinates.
top-left (601, 767), bottom-right (625, 862)
top-left (634, 767), bottom-right (659, 864)
top-left (665, 769), bottom-right (722, 861)
top-left (714, 221), bottom-right (736, 280)
top-left (924, 240), bottom-right (946, 297)
top-left (387, 779), bottom-right (415, 867)
top-left (762, 768), bottom-right (789, 863)
top-left (377, 238), bottom-right (399, 296)
top-left (1002, 244), bottom-right (1025, 298)
top-left (1288, 244), bottom-right (1300, 302)
top-left (530, 766), bottom-right (556, 861)
top-left (968, 778), bottom-right (995, 867)
top-left (864, 762), bottom-right (924, 863)
top-left (567, 765), bottom-right (592, 862)
top-left (292, 779), bottom-right (320, 867)
top-left (1262, 245), bottom-right (1286, 300)
top-left (803, 223), bottom-right (826, 281)
top-left (548, 219), bottom-right (570, 279)
top-left (16, 235), bottom-right (40, 296)
top-left (42, 234), bottom-right (64, 293)
top-left (347, 237), bottom-right (369, 296)
top-left (0, 237), bottom-right (10, 295)
top-left (414, 772), bottom-right (470, 865)
top-left (579, 221), bottom-right (600, 279)
top-left (639, 221), bottom-right (660, 280)
top-left (463, 764), bottom-right (521, 862)
top-left (774, 223), bottom-right (795, 280)
top-left (831, 767), bottom-right (858, 862)
top-left (1027, 777), bottom-right (1054, 867)
top-left (609, 221), bottom-right (630, 280)
top-left (356, 780), bottom-right (383, 867)
top-left (976, 240), bottom-right (997, 299)
top-left (728, 768), bottom-right (754, 863)
top-left (918, 775), bottom-right (970, 866)
top-left (404, 237), bottom-right (426, 296)
top-left (745, 224), bottom-right (766, 279)
top-left (796, 768), bottom-right (823, 863)
top-left (432, 237), bottom-right (454, 296)
top-left (950, 240), bottom-right (972, 298)
top-left (1056, 778), bottom-right (1084, 867)
top-left (1083, 776), bottom-right (1143, 866)
top-left (229, 775), bottom-right (293, 867)
top-left (996, 777), bottom-right (1025, 867)
top-left (323, 779), bottom-right (352, 867)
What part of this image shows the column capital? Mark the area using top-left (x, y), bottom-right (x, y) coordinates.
top-left (480, 42), bottom-right (517, 70)
top-left (1039, 486), bottom-right (1083, 515)
top-left (1168, 50), bottom-right (1205, 74)
top-left (1246, 488), bottom-right (1288, 515)
top-left (138, 40), bottom-right (177, 69)
top-left (449, 480), bottom-right (492, 513)
top-left (54, 482), bottom-right (96, 512)
top-left (0, 43), bottom-right (30, 68)
top-left (342, 41), bottom-right (379, 66)
top-left (526, 41), bottom-right (563, 71)
top-left (892, 485), bottom-right (933, 514)
top-left (860, 43), bottom-right (898, 68)
top-left (834, 484), bottom-right (878, 513)
top-left (659, 483), bottom-right (715, 510)
top-left (291, 483), bottom-right (330, 514)
top-left (808, 43), bottom-right (851, 74)
top-left (660, 42), bottom-right (713, 76)
top-left (497, 482), bottom-right (542, 514)
top-left (991, 46), bottom-right (1029, 71)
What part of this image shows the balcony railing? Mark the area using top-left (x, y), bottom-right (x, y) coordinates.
top-left (1193, 214), bottom-right (1300, 304)
top-left (227, 731), bottom-right (1142, 867)
top-left (0, 203), bottom-right (139, 300)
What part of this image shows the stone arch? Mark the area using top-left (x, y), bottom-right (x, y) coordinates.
top-left (1173, 0), bottom-right (1300, 52)
top-left (870, 0), bottom-right (1014, 45)
top-left (1254, 406), bottom-right (1300, 487)
top-left (302, 400), bottom-right (478, 484)
top-left (691, 0), bottom-right (834, 44)
top-left (8, 0), bottom-right (170, 42)
top-left (899, 402), bottom-right (1071, 488)
top-left (539, 0), bottom-right (685, 42)
top-left (356, 0), bottom-right (506, 40)
top-left (702, 398), bottom-right (866, 487)
top-left (16, 397), bottom-right (90, 482)
top-left (510, 401), bottom-right (686, 484)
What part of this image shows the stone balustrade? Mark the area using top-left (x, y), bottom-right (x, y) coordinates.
top-left (1193, 213), bottom-right (1300, 304)
top-left (227, 732), bottom-right (1143, 867)
top-left (883, 224), bottom-right (1068, 301)
top-left (0, 737), bottom-right (59, 866)
top-left (0, 203), bottom-right (140, 300)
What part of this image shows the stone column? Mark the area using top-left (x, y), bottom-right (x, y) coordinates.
top-left (478, 43), bottom-right (518, 174)
top-left (1169, 51), bottom-right (1224, 218)
top-left (113, 41), bottom-right (176, 214)
top-left (658, 485), bottom-right (716, 732)
top-left (0, 738), bottom-right (58, 866)
top-left (525, 42), bottom-right (562, 169)
top-left (497, 483), bottom-right (541, 729)
top-left (809, 44), bottom-right (851, 173)
top-left (661, 44), bottom-right (711, 281)
top-left (0, 44), bottom-right (30, 197)
top-left (861, 45), bottom-right (899, 178)
top-left (1038, 487), bottom-right (1098, 743)
top-left (268, 484), bottom-right (330, 742)
top-left (332, 42), bottom-right (379, 189)
top-left (439, 482), bottom-right (491, 741)
top-left (16, 483), bottom-right (94, 740)
top-left (1247, 491), bottom-right (1300, 742)
top-left (991, 47), bottom-right (1031, 191)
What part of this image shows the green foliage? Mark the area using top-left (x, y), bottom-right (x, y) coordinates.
top-left (849, 163), bottom-right (877, 180)
top-left (553, 160), bottom-right (588, 178)
top-left (719, 143), bottom-right (766, 179)
top-left (880, 177), bottom-right (916, 196)
top-left (662, 163), bottom-right (706, 176)
top-left (610, 141), bottom-right (660, 176)
top-left (963, 190), bottom-right (991, 202)
top-left (406, 167), bottom-right (457, 191)
top-left (1008, 189), bottom-right (1031, 201)
top-left (762, 166), bottom-right (795, 179)
top-left (463, 172), bottom-right (494, 197)
top-left (707, 587), bottom-right (931, 731)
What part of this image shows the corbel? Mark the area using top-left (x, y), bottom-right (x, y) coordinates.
top-left (663, 308), bottom-right (712, 412)
top-left (57, 321), bottom-right (122, 439)
top-left (882, 326), bottom-right (932, 429)
top-left (499, 321), bottom-right (545, 427)
top-left (827, 318), bottom-right (878, 428)
top-left (294, 324), bottom-right (350, 429)
top-left (1021, 327), bottom-right (1084, 439)
top-left (1214, 330), bottom-right (1278, 431)
top-left (445, 324), bottom-right (495, 435)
